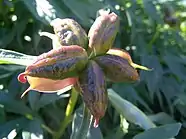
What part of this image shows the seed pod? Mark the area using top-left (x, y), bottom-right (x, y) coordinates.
top-left (107, 48), bottom-right (151, 71)
top-left (107, 48), bottom-right (132, 63)
top-left (88, 12), bottom-right (119, 56)
top-left (18, 45), bottom-right (88, 82)
top-left (94, 54), bottom-right (139, 82)
top-left (77, 60), bottom-right (108, 128)
top-left (51, 18), bottom-right (88, 49)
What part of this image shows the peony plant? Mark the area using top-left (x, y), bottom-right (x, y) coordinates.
top-left (17, 11), bottom-right (150, 128)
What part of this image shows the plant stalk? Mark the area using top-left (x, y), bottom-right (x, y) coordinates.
top-left (53, 87), bottom-right (79, 139)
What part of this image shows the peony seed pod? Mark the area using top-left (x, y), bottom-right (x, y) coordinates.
top-left (18, 45), bottom-right (88, 83)
top-left (77, 60), bottom-right (108, 128)
top-left (94, 54), bottom-right (140, 82)
top-left (51, 18), bottom-right (88, 49)
top-left (88, 12), bottom-right (119, 56)
top-left (107, 48), bottom-right (133, 63)
top-left (107, 48), bottom-right (152, 71)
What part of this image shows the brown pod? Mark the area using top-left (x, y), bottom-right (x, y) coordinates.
top-left (88, 12), bottom-right (119, 56)
top-left (77, 60), bottom-right (108, 128)
top-left (51, 18), bottom-right (88, 48)
top-left (18, 45), bottom-right (88, 82)
top-left (94, 54), bottom-right (140, 82)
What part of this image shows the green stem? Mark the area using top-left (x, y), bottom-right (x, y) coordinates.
top-left (42, 124), bottom-right (56, 136)
top-left (71, 105), bottom-right (92, 139)
top-left (54, 87), bottom-right (79, 139)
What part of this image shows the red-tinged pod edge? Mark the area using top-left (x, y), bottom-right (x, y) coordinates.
top-left (18, 73), bottom-right (27, 83)
top-left (94, 118), bottom-right (99, 128)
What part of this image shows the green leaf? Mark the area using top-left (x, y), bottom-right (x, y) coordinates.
top-left (0, 49), bottom-right (36, 66)
top-left (108, 89), bottom-right (156, 130)
top-left (0, 28), bottom-right (16, 48)
top-left (148, 112), bottom-right (176, 125)
top-left (142, 0), bottom-right (163, 24)
top-left (133, 123), bottom-right (182, 139)
top-left (140, 55), bottom-right (163, 97)
top-left (37, 93), bottom-right (70, 110)
top-left (22, 118), bottom-right (44, 139)
top-left (28, 91), bottom-right (41, 111)
top-left (0, 117), bottom-right (29, 138)
top-left (0, 93), bottom-right (32, 115)
top-left (0, 105), bottom-right (6, 124)
top-left (163, 54), bottom-right (186, 80)
top-left (112, 83), bottom-right (152, 112)
top-left (22, 0), bottom-right (67, 25)
top-left (63, 0), bottom-right (104, 26)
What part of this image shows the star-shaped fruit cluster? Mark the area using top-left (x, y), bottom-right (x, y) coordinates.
top-left (18, 10), bottom-right (149, 128)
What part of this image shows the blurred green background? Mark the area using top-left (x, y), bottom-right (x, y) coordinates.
top-left (0, 0), bottom-right (186, 139)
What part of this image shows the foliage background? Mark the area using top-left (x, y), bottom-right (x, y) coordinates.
top-left (0, 0), bottom-right (186, 139)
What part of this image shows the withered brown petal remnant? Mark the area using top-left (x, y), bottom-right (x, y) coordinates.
top-left (51, 18), bottom-right (88, 49)
top-left (18, 45), bottom-right (88, 81)
top-left (77, 60), bottom-right (108, 128)
top-left (88, 12), bottom-right (120, 56)
top-left (94, 54), bottom-right (140, 83)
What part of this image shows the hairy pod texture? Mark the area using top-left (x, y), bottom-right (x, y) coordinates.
top-left (88, 12), bottom-right (119, 56)
top-left (77, 60), bottom-right (108, 128)
top-left (94, 54), bottom-right (140, 82)
top-left (51, 18), bottom-right (88, 48)
top-left (18, 45), bottom-right (88, 82)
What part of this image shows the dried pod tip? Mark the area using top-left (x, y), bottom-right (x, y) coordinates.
top-left (94, 118), bottom-right (99, 128)
top-left (20, 87), bottom-right (31, 99)
top-left (18, 73), bottom-right (27, 83)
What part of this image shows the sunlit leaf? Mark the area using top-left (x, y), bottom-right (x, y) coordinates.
top-left (133, 123), bottom-right (182, 139)
top-left (148, 112), bottom-right (176, 125)
top-left (108, 89), bottom-right (156, 130)
top-left (22, 118), bottom-right (43, 139)
top-left (0, 49), bottom-right (36, 66)
top-left (0, 117), bottom-right (29, 138)
top-left (22, 0), bottom-right (67, 24)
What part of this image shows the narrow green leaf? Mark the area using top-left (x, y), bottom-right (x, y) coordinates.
top-left (163, 54), bottom-right (186, 80)
top-left (140, 55), bottom-right (163, 97)
top-left (108, 89), bottom-right (156, 130)
top-left (0, 49), bottom-right (36, 66)
top-left (133, 123), bottom-right (182, 139)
